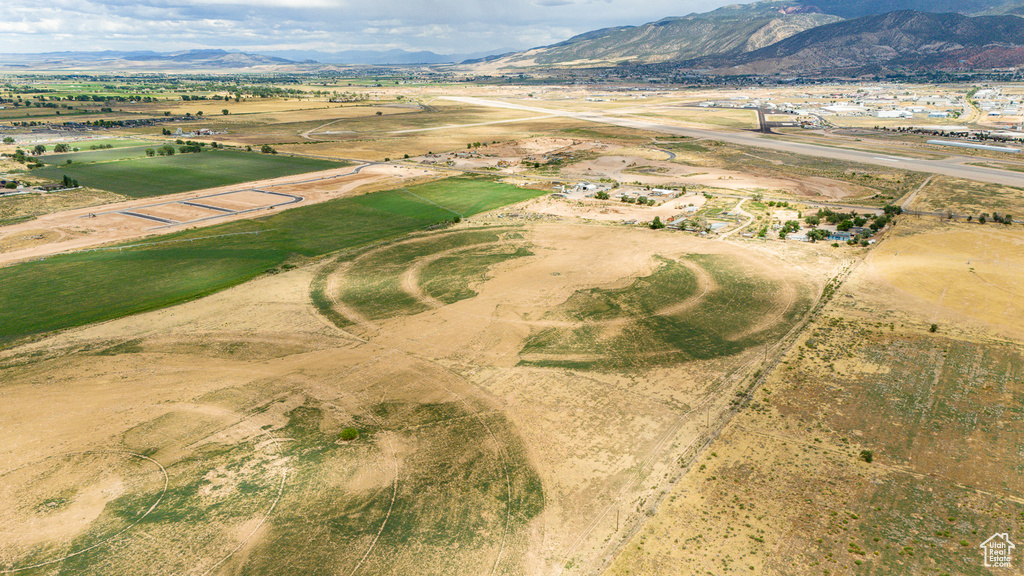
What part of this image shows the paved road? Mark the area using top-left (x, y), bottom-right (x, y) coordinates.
top-left (444, 97), bottom-right (1024, 188)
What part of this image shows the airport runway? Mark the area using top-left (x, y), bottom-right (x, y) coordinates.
top-left (445, 97), bottom-right (1024, 188)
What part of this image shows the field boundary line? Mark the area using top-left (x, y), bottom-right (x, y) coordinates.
top-left (0, 451), bottom-right (169, 574)
top-left (198, 436), bottom-right (290, 576)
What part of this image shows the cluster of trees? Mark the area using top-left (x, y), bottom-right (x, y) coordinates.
top-left (778, 220), bottom-right (802, 239)
top-left (806, 205), bottom-right (900, 233)
top-left (146, 145), bottom-right (178, 157)
top-left (971, 213), bottom-right (1014, 224)
top-left (6, 148), bottom-right (43, 167)
top-left (260, 144), bottom-right (278, 154)
top-left (649, 216), bottom-right (666, 229)
top-left (145, 139), bottom-right (214, 157)
top-left (621, 195), bottom-right (656, 206)
top-left (61, 175), bottom-right (79, 188)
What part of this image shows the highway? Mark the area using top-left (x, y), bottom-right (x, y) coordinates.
top-left (443, 96), bottom-right (1024, 188)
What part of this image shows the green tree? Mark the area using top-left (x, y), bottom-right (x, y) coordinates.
top-left (859, 450), bottom-right (873, 463)
top-left (837, 219), bottom-right (853, 231)
top-left (2, 137), bottom-right (13, 144)
top-left (595, 190), bottom-right (610, 200)
top-left (222, 109), bottom-right (229, 115)
top-left (260, 144), bottom-right (277, 154)
top-left (32, 144), bottom-right (46, 155)
top-left (650, 216), bottom-right (666, 229)
top-left (53, 143), bottom-right (69, 153)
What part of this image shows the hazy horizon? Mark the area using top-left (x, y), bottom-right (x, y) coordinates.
top-left (1, 0), bottom-right (749, 57)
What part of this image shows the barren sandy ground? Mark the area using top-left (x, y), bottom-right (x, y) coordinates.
top-left (605, 218), bottom-right (1024, 576)
top-left (0, 164), bottom-right (429, 267)
top-left (525, 194), bottom-right (706, 223)
top-left (0, 212), bottom-right (834, 575)
top-left (324, 221), bottom-right (835, 574)
top-left (863, 220), bottom-right (1024, 340)
top-left (564, 153), bottom-right (860, 199)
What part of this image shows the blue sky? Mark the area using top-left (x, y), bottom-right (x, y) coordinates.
top-left (1, 0), bottom-right (745, 55)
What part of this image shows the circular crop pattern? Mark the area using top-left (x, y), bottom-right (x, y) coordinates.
top-left (0, 451), bottom-right (168, 573)
top-left (317, 225), bottom-right (810, 370)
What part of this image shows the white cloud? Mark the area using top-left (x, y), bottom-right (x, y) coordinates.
top-left (0, 0), bottom-right (748, 55)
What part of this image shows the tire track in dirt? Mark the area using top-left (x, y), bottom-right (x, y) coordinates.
top-left (1, 452), bottom-right (169, 574)
top-left (727, 254), bottom-right (799, 341)
top-left (398, 251), bottom-right (714, 329)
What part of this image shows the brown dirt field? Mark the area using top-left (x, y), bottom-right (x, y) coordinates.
top-left (276, 116), bottom-right (649, 162)
top-left (525, 194), bottom-right (707, 224)
top-left (0, 214), bottom-right (833, 575)
top-left (132, 202), bottom-right (224, 222)
top-left (604, 218), bottom-right (1024, 576)
top-left (0, 163), bottom-right (428, 267)
top-left (0, 188), bottom-right (128, 225)
top-left (867, 219), bottom-right (1024, 340)
top-left (321, 220), bottom-right (833, 574)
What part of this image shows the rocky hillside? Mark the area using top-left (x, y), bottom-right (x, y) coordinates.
top-left (467, 0), bottom-right (1021, 71)
top-left (480, 2), bottom-right (841, 68)
top-left (685, 10), bottom-right (1024, 74)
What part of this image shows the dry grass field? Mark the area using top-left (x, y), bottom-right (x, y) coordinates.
top-left (604, 219), bottom-right (1024, 576)
top-left (3, 82), bottom-right (1023, 576)
top-left (908, 176), bottom-right (1024, 218)
top-left (0, 213), bottom-right (832, 575)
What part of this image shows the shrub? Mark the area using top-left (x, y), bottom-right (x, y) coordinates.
top-left (339, 427), bottom-right (359, 441)
top-left (860, 450), bottom-right (873, 463)
top-left (929, 323), bottom-right (938, 333)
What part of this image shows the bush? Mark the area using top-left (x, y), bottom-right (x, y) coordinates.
top-left (339, 427), bottom-right (359, 441)
top-left (929, 323), bottom-right (938, 333)
top-left (860, 450), bottom-right (873, 463)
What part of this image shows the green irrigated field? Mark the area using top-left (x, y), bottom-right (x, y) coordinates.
top-left (41, 145), bottom-right (155, 165)
top-left (421, 245), bottom-right (533, 305)
top-left (325, 228), bottom-right (530, 323)
top-left (32, 149), bottom-right (349, 198)
top-left (0, 177), bottom-right (544, 347)
top-left (519, 254), bottom-right (813, 370)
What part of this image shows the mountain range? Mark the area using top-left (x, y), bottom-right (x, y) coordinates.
top-left (472, 0), bottom-right (1024, 74)
top-left (8, 0), bottom-right (1024, 75)
top-left (684, 10), bottom-right (1024, 75)
top-left (0, 48), bottom-right (500, 71)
